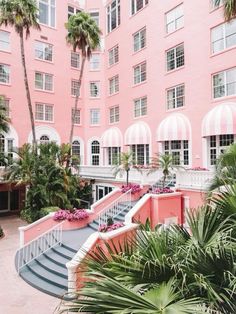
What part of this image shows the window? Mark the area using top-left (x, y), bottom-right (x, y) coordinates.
top-left (72, 108), bottom-right (81, 125)
top-left (167, 84), bottom-right (185, 109)
top-left (110, 106), bottom-right (119, 123)
top-left (164, 140), bottom-right (189, 165)
top-left (90, 54), bottom-right (100, 70)
top-left (213, 67), bottom-right (236, 98)
top-left (209, 134), bottom-right (234, 165)
top-left (107, 0), bottom-right (120, 33)
top-left (131, 144), bottom-right (149, 165)
top-left (133, 28), bottom-right (146, 52)
top-left (134, 96), bottom-right (147, 117)
top-left (71, 80), bottom-right (80, 96)
top-left (0, 64), bottom-right (10, 84)
top-left (109, 45), bottom-right (119, 66)
top-left (90, 11), bottom-right (99, 26)
top-left (0, 134), bottom-right (14, 165)
top-left (109, 75), bottom-right (119, 95)
top-left (39, 0), bottom-right (56, 27)
top-left (90, 82), bottom-right (100, 97)
top-left (0, 31), bottom-right (10, 51)
top-left (0, 97), bottom-right (9, 117)
top-left (71, 52), bottom-right (80, 68)
top-left (108, 147), bottom-right (120, 165)
top-left (35, 41), bottom-right (53, 62)
top-left (211, 19), bottom-right (236, 54)
top-left (90, 109), bottom-right (100, 125)
top-left (134, 62), bottom-right (146, 84)
top-left (91, 140), bottom-right (100, 165)
top-left (40, 135), bottom-right (50, 144)
top-left (166, 4), bottom-right (184, 34)
top-left (212, 0), bottom-right (223, 9)
top-left (68, 5), bottom-right (81, 20)
top-left (35, 103), bottom-right (53, 121)
top-left (72, 140), bottom-right (80, 158)
top-left (166, 44), bottom-right (184, 71)
top-left (35, 72), bottom-right (53, 91)
top-left (131, 0), bottom-right (148, 15)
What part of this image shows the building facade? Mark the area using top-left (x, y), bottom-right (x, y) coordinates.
top-left (0, 0), bottom-right (235, 210)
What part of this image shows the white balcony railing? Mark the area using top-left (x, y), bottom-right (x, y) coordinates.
top-left (176, 170), bottom-right (214, 190)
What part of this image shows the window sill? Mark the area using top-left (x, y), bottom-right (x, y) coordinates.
top-left (133, 114), bottom-right (147, 119)
top-left (35, 89), bottom-right (54, 94)
top-left (90, 124), bottom-right (101, 127)
top-left (35, 58), bottom-right (54, 64)
top-left (165, 66), bottom-right (185, 75)
top-left (211, 94), bottom-right (236, 103)
top-left (71, 95), bottom-right (81, 98)
top-left (0, 49), bottom-right (11, 54)
top-left (106, 25), bottom-right (121, 37)
top-left (39, 23), bottom-right (57, 30)
top-left (109, 121), bottom-right (119, 125)
top-left (89, 69), bottom-right (100, 72)
top-left (0, 82), bottom-right (11, 86)
top-left (89, 97), bottom-right (101, 100)
top-left (132, 80), bottom-right (147, 88)
top-left (210, 45), bottom-right (236, 58)
top-left (108, 92), bottom-right (119, 97)
top-left (108, 62), bottom-right (119, 69)
top-left (209, 4), bottom-right (223, 14)
top-left (71, 67), bottom-right (80, 71)
top-left (74, 124), bottom-right (82, 127)
top-left (35, 120), bottom-right (54, 124)
top-left (165, 26), bottom-right (184, 38)
top-left (166, 106), bottom-right (185, 113)
top-left (132, 46), bottom-right (147, 56)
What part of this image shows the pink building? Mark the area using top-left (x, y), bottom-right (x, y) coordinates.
top-left (0, 0), bottom-right (235, 211)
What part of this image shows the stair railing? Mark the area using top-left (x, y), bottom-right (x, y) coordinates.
top-left (15, 221), bottom-right (64, 273)
top-left (98, 189), bottom-right (132, 228)
top-left (151, 173), bottom-right (176, 191)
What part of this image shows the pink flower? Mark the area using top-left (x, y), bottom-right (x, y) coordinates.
top-left (99, 222), bottom-right (124, 233)
top-left (53, 209), bottom-right (89, 221)
top-left (152, 187), bottom-right (174, 194)
top-left (121, 184), bottom-right (141, 194)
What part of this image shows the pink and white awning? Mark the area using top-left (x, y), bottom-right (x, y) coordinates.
top-left (157, 113), bottom-right (191, 141)
top-left (202, 103), bottom-right (236, 137)
top-left (101, 127), bottom-right (122, 147)
top-left (124, 122), bottom-right (151, 145)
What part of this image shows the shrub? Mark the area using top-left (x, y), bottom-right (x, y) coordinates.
top-left (99, 222), bottom-right (124, 233)
top-left (20, 207), bottom-right (41, 223)
top-left (121, 184), bottom-right (141, 194)
top-left (0, 226), bottom-right (4, 238)
top-left (40, 206), bottom-right (60, 218)
top-left (53, 209), bottom-right (89, 222)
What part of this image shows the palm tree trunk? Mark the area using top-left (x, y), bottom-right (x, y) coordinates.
top-left (126, 169), bottom-right (129, 186)
top-left (69, 56), bottom-right (86, 145)
top-left (19, 30), bottom-right (37, 149)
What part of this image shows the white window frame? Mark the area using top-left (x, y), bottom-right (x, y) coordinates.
top-left (166, 84), bottom-right (185, 110)
top-left (134, 62), bottom-right (147, 84)
top-left (39, 135), bottom-right (50, 144)
top-left (211, 19), bottom-right (236, 54)
top-left (35, 41), bottom-right (53, 62)
top-left (72, 108), bottom-right (81, 125)
top-left (107, 0), bottom-right (120, 33)
top-left (35, 72), bottom-right (53, 91)
top-left (90, 81), bottom-right (100, 98)
top-left (0, 134), bottom-right (15, 165)
top-left (212, 67), bottom-right (236, 99)
top-left (130, 144), bottom-right (149, 166)
top-left (68, 5), bottom-right (81, 20)
top-left (107, 147), bottom-right (121, 165)
top-left (164, 140), bottom-right (189, 166)
top-left (90, 54), bottom-right (100, 71)
top-left (109, 106), bottom-right (119, 123)
top-left (134, 96), bottom-right (147, 117)
top-left (165, 4), bottom-right (184, 34)
top-left (109, 75), bottom-right (119, 95)
top-left (109, 45), bottom-right (119, 66)
top-left (71, 52), bottom-right (80, 69)
top-left (90, 109), bottom-right (100, 125)
top-left (0, 97), bottom-right (10, 117)
top-left (91, 140), bottom-right (100, 165)
top-left (0, 30), bottom-right (10, 52)
top-left (0, 64), bottom-right (10, 84)
top-left (133, 27), bottom-right (146, 52)
top-left (72, 140), bottom-right (80, 158)
top-left (166, 44), bottom-right (185, 72)
top-left (211, 0), bottom-right (223, 9)
top-left (38, 0), bottom-right (56, 28)
top-left (90, 11), bottom-right (99, 26)
top-left (35, 103), bottom-right (54, 122)
top-left (208, 134), bottom-right (235, 166)
top-left (71, 79), bottom-right (80, 96)
top-left (131, 0), bottom-right (148, 15)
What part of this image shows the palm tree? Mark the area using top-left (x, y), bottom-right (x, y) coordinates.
top-left (113, 151), bottom-right (134, 186)
top-left (65, 12), bottom-right (101, 145)
top-left (0, 0), bottom-right (40, 148)
top-left (213, 0), bottom-right (236, 21)
top-left (0, 96), bottom-right (10, 134)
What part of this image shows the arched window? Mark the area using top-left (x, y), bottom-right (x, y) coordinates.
top-left (40, 135), bottom-right (50, 144)
top-left (72, 140), bottom-right (80, 157)
top-left (91, 140), bottom-right (100, 165)
top-left (0, 134), bottom-right (5, 153)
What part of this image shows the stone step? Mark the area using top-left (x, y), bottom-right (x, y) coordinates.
top-left (35, 255), bottom-right (68, 279)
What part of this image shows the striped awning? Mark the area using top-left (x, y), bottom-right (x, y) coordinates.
top-left (202, 103), bottom-right (236, 137)
top-left (157, 113), bottom-right (191, 141)
top-left (101, 127), bottom-right (122, 147)
top-left (124, 122), bottom-right (151, 145)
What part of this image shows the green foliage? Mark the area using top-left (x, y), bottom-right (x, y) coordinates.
top-left (0, 96), bottom-right (10, 134)
top-left (39, 206), bottom-right (59, 218)
top-left (213, 0), bottom-right (236, 21)
top-left (113, 152), bottom-right (134, 185)
top-left (0, 225), bottom-right (4, 238)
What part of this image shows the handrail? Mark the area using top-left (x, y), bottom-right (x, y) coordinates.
top-left (15, 221), bottom-right (64, 273)
top-left (98, 189), bottom-right (132, 227)
top-left (151, 173), bottom-right (176, 191)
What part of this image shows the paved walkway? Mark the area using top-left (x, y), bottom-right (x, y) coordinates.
top-left (0, 216), bottom-right (59, 314)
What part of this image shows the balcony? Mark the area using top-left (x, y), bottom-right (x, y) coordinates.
top-left (175, 170), bottom-right (214, 190)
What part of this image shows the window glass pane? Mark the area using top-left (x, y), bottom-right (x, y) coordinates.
top-left (0, 31), bottom-right (10, 51)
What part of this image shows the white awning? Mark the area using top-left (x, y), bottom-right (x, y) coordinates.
top-left (124, 122), bottom-right (151, 145)
top-left (101, 127), bottom-right (122, 147)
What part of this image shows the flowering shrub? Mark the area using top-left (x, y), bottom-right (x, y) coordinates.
top-left (187, 167), bottom-right (209, 171)
top-left (53, 209), bottom-right (89, 221)
top-left (99, 222), bottom-right (124, 233)
top-left (152, 187), bottom-right (174, 194)
top-left (121, 184), bottom-right (141, 194)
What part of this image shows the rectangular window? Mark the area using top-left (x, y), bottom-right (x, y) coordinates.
top-left (209, 134), bottom-right (234, 165)
top-left (167, 84), bottom-right (185, 109)
top-left (164, 140), bottom-right (189, 165)
top-left (213, 67), bottom-right (236, 98)
top-left (110, 106), bottom-right (119, 123)
top-left (109, 75), bottom-right (119, 95)
top-left (108, 147), bottom-right (120, 165)
top-left (109, 45), bottom-right (119, 66)
top-left (39, 0), bottom-right (56, 27)
top-left (72, 108), bottom-right (80, 125)
top-left (131, 0), bottom-right (148, 15)
top-left (0, 31), bottom-right (10, 51)
top-left (90, 54), bottom-right (100, 70)
top-left (0, 64), bottom-right (10, 84)
top-left (134, 62), bottom-right (147, 84)
top-left (68, 5), bottom-right (81, 20)
top-left (133, 28), bottom-right (146, 52)
top-left (35, 41), bottom-right (53, 62)
top-left (71, 52), bottom-right (80, 68)
top-left (90, 82), bottom-right (100, 97)
top-left (166, 44), bottom-right (184, 71)
top-left (71, 80), bottom-right (80, 96)
top-left (90, 11), bottom-right (99, 26)
top-left (35, 72), bottom-right (53, 91)
top-left (211, 19), bottom-right (236, 54)
top-left (0, 97), bottom-right (9, 117)
top-left (131, 144), bottom-right (149, 165)
top-left (107, 0), bottom-right (120, 33)
top-left (134, 96), bottom-right (147, 117)
top-left (166, 4), bottom-right (184, 34)
top-left (35, 103), bottom-right (53, 121)
top-left (90, 109), bottom-right (100, 125)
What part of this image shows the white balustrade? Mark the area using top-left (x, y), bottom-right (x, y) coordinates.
top-left (16, 221), bottom-right (64, 273)
top-left (98, 189), bottom-right (131, 227)
top-left (176, 170), bottom-right (214, 190)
